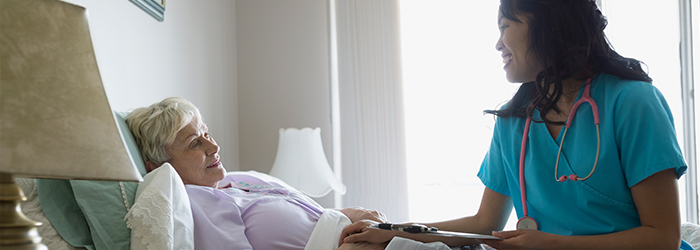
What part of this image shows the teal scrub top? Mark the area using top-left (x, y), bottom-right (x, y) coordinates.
top-left (478, 73), bottom-right (687, 236)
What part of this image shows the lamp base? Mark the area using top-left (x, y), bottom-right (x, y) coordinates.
top-left (0, 173), bottom-right (47, 250)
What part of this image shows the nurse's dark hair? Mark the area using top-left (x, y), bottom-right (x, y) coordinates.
top-left (484, 0), bottom-right (652, 123)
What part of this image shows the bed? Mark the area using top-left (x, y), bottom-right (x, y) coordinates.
top-left (15, 111), bottom-right (467, 250)
top-left (18, 168), bottom-right (471, 250)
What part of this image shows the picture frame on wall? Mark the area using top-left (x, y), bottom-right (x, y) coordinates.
top-left (129, 0), bottom-right (165, 22)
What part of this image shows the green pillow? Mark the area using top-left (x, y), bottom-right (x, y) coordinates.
top-left (35, 179), bottom-right (93, 248)
top-left (37, 111), bottom-right (146, 250)
top-left (113, 111), bottom-right (147, 177)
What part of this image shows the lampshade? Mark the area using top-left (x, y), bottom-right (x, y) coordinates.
top-left (269, 127), bottom-right (346, 198)
top-left (1, 0), bottom-right (142, 248)
top-left (0, 0), bottom-right (142, 181)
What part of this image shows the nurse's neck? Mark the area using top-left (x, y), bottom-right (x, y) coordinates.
top-left (558, 77), bottom-right (586, 103)
top-left (544, 76), bottom-right (588, 123)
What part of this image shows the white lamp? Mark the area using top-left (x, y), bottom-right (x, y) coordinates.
top-left (0, 0), bottom-right (143, 249)
top-left (269, 127), bottom-right (346, 198)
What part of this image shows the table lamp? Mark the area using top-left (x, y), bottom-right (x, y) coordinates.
top-left (0, 0), bottom-right (143, 249)
top-left (269, 127), bottom-right (346, 198)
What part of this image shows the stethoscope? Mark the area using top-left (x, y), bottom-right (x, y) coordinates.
top-left (516, 78), bottom-right (601, 230)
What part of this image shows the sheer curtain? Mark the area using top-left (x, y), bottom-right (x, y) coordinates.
top-left (334, 0), bottom-right (409, 222)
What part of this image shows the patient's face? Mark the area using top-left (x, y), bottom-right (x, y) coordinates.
top-left (165, 117), bottom-right (225, 188)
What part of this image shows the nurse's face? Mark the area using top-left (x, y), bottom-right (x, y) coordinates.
top-left (165, 117), bottom-right (225, 188)
top-left (495, 11), bottom-right (544, 83)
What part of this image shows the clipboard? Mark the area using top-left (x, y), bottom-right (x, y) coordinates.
top-left (368, 224), bottom-right (502, 240)
top-left (422, 230), bottom-right (502, 240)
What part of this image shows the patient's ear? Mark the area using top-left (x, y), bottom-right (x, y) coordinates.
top-left (145, 161), bottom-right (159, 172)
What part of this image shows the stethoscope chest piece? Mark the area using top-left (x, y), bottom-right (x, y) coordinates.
top-left (516, 216), bottom-right (538, 230)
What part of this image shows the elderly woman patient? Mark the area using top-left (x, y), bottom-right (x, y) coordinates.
top-left (125, 97), bottom-right (386, 250)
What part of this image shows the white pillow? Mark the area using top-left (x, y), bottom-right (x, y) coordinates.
top-left (125, 163), bottom-right (194, 250)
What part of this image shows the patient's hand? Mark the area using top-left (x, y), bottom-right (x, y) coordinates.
top-left (340, 219), bottom-right (397, 245)
top-left (334, 242), bottom-right (388, 250)
top-left (339, 206), bottom-right (388, 224)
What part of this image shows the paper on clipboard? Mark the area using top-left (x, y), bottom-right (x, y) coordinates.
top-left (423, 230), bottom-right (502, 240)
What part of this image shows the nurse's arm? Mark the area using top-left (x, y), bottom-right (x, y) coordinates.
top-left (624, 168), bottom-right (681, 249)
top-left (427, 187), bottom-right (513, 235)
top-left (487, 168), bottom-right (681, 250)
top-left (341, 187), bottom-right (513, 247)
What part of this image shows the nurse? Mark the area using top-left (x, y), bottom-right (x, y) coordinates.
top-left (340, 0), bottom-right (692, 249)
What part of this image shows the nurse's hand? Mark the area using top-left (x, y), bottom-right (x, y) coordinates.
top-left (339, 220), bottom-right (397, 246)
top-left (479, 229), bottom-right (558, 250)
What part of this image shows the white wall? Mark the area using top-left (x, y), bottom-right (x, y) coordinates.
top-left (236, 0), bottom-right (334, 206)
top-left (60, 0), bottom-right (239, 170)
top-left (236, 0), bottom-right (332, 173)
top-left (62, 0), bottom-right (335, 206)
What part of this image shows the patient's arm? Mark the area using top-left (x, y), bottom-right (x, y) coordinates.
top-left (338, 206), bottom-right (388, 223)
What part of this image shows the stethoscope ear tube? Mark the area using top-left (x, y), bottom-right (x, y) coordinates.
top-left (555, 124), bottom-right (601, 182)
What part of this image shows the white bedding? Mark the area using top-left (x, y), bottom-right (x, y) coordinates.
top-left (304, 209), bottom-right (456, 250)
top-left (305, 209), bottom-right (352, 250)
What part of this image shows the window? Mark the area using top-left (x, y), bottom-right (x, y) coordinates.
top-left (400, 0), bottom-right (518, 227)
top-left (401, 0), bottom-right (694, 227)
top-left (598, 0), bottom-right (688, 221)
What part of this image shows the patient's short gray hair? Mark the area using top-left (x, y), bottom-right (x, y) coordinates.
top-left (125, 97), bottom-right (202, 165)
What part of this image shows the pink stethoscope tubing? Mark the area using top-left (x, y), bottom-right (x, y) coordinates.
top-left (516, 78), bottom-right (601, 230)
